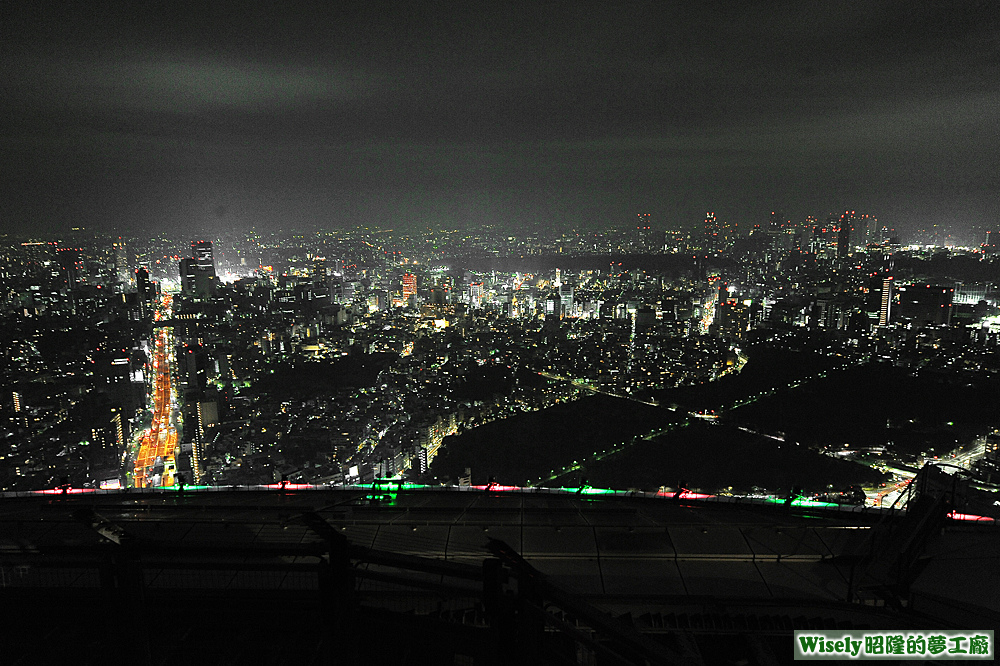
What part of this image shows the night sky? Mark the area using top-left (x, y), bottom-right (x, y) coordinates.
top-left (3, 1), bottom-right (998, 239)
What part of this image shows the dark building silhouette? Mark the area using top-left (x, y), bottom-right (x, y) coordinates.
top-left (179, 257), bottom-right (197, 295)
top-left (837, 211), bottom-right (856, 262)
top-left (56, 247), bottom-right (84, 288)
top-left (135, 266), bottom-right (154, 319)
top-left (180, 240), bottom-right (218, 299)
top-left (895, 284), bottom-right (954, 326)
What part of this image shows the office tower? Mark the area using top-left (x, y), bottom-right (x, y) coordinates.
top-left (634, 306), bottom-right (656, 332)
top-left (21, 241), bottom-right (53, 265)
top-left (192, 241), bottom-right (217, 278)
top-left (879, 277), bottom-right (893, 326)
top-left (795, 216), bottom-right (818, 252)
top-left (181, 241), bottom-right (218, 300)
top-left (57, 247), bottom-right (85, 288)
top-left (312, 256), bottom-right (326, 283)
top-left (837, 211), bottom-right (857, 261)
top-left (857, 214), bottom-right (878, 246)
top-left (136, 266), bottom-right (154, 319)
top-left (636, 213), bottom-right (654, 252)
top-left (113, 238), bottom-right (128, 282)
top-left (558, 282), bottom-right (574, 318)
top-left (179, 258), bottom-right (197, 296)
top-left (470, 282), bottom-right (484, 308)
top-left (703, 212), bottom-right (720, 250)
top-left (767, 210), bottom-right (785, 233)
top-left (402, 273), bottom-right (417, 298)
top-left (713, 299), bottom-right (751, 340)
top-left (110, 406), bottom-right (126, 450)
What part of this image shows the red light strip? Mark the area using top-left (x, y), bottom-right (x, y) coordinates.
top-left (655, 489), bottom-right (716, 500)
top-left (948, 511), bottom-right (996, 523)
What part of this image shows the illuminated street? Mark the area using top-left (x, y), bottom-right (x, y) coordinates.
top-left (132, 295), bottom-right (179, 488)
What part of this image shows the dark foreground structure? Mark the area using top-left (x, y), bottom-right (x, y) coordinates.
top-left (1, 479), bottom-right (997, 665)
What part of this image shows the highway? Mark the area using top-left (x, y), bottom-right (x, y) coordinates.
top-left (940, 440), bottom-right (988, 471)
top-left (132, 294), bottom-right (179, 488)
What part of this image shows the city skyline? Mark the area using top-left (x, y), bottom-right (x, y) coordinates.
top-left (2, 1), bottom-right (997, 238)
top-left (3, 3), bottom-right (1000, 650)
top-left (4, 220), bottom-right (1000, 492)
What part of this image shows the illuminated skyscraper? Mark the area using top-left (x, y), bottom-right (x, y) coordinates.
top-left (402, 273), bottom-right (417, 298)
top-left (703, 212), bottom-right (720, 250)
top-left (558, 282), bottom-right (574, 318)
top-left (312, 256), bottom-right (326, 283)
top-left (113, 238), bottom-right (128, 282)
top-left (879, 276), bottom-right (893, 327)
top-left (636, 213), bottom-right (654, 252)
top-left (470, 282), bottom-right (484, 308)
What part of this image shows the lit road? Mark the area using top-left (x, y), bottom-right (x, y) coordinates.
top-left (536, 371), bottom-right (662, 407)
top-left (938, 441), bottom-right (986, 471)
top-left (132, 295), bottom-right (179, 488)
top-left (871, 477), bottom-right (913, 508)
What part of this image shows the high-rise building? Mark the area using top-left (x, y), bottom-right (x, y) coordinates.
top-left (56, 247), bottom-right (85, 288)
top-left (192, 241), bottom-right (217, 278)
top-left (402, 273), bottom-right (417, 298)
top-left (135, 266), bottom-right (155, 319)
top-left (713, 298), bottom-right (751, 340)
top-left (312, 256), bottom-right (326, 283)
top-left (879, 277), bottom-right (893, 327)
top-left (837, 211), bottom-right (856, 261)
top-left (982, 229), bottom-right (1000, 257)
top-left (181, 241), bottom-right (218, 300)
top-left (768, 210), bottom-right (785, 232)
top-left (113, 238), bottom-right (128, 282)
top-left (179, 258), bottom-right (197, 296)
top-left (857, 214), bottom-right (878, 246)
top-left (794, 216), bottom-right (818, 252)
top-left (470, 282), bottom-right (484, 308)
top-left (895, 284), bottom-right (953, 326)
top-left (703, 212), bottom-right (720, 250)
top-left (636, 214), bottom-right (654, 252)
top-left (558, 282), bottom-right (574, 318)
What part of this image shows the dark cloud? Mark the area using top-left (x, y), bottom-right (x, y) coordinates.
top-left (1, 0), bottom-right (998, 238)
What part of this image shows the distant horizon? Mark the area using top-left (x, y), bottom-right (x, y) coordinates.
top-left (0, 220), bottom-right (985, 250)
